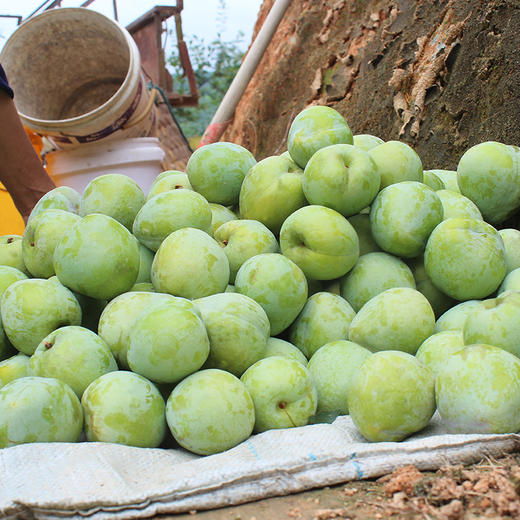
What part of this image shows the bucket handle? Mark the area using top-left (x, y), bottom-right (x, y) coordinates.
top-left (122, 87), bottom-right (159, 130)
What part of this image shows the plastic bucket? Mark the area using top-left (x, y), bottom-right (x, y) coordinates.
top-left (0, 8), bottom-right (157, 149)
top-left (45, 137), bottom-right (165, 194)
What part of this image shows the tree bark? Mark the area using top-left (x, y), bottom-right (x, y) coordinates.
top-left (222, 0), bottom-right (520, 170)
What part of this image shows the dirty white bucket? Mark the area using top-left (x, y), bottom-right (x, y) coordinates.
top-left (0, 8), bottom-right (157, 149)
top-left (45, 138), bottom-right (165, 194)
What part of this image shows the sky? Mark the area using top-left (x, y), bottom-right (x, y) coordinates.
top-left (0, 0), bottom-right (263, 52)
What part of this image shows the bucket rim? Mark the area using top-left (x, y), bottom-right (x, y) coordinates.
top-left (0, 7), bottom-right (141, 129)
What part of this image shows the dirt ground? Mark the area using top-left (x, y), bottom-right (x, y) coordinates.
top-left (169, 453), bottom-right (520, 520)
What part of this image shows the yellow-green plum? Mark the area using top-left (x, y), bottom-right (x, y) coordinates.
top-left (348, 287), bottom-right (435, 355)
top-left (347, 351), bottom-right (435, 442)
top-left (0, 235), bottom-right (28, 273)
top-left (135, 243), bottom-right (154, 284)
top-left (0, 376), bottom-right (83, 447)
top-left (166, 368), bottom-right (254, 455)
top-left (30, 326), bottom-right (118, 397)
top-left (425, 170), bottom-right (458, 192)
top-left (457, 141), bottom-right (520, 225)
top-left (422, 170), bottom-right (445, 191)
top-left (308, 340), bottom-right (371, 414)
top-left (27, 186), bottom-right (80, 224)
top-left (415, 331), bottom-right (465, 379)
top-left (436, 189), bottom-right (482, 221)
top-left (262, 337), bottom-right (308, 366)
top-left (235, 253), bottom-right (307, 335)
top-left (347, 214), bottom-right (380, 255)
top-left (195, 293), bottom-right (269, 377)
top-left (82, 371), bottom-right (166, 447)
top-left (208, 203), bottom-right (237, 236)
top-left (215, 220), bottom-right (279, 283)
top-left (146, 170), bottom-right (192, 201)
top-left (80, 174), bottom-right (145, 230)
top-left (499, 229), bottom-right (520, 274)
top-left (0, 265), bottom-right (27, 297)
top-left (151, 228), bottom-right (229, 299)
top-left (352, 134), bottom-right (384, 151)
top-left (186, 142), bottom-right (256, 205)
top-left (424, 218), bottom-right (506, 301)
top-left (408, 257), bottom-right (455, 317)
top-left (239, 155), bottom-right (306, 235)
top-left (241, 356), bottom-right (317, 433)
top-left (436, 344), bottom-right (520, 434)
top-left (302, 144), bottom-right (380, 217)
top-left (498, 268), bottom-right (520, 295)
top-left (0, 353), bottom-right (30, 388)
top-left (370, 181), bottom-right (443, 258)
top-left (127, 300), bottom-right (210, 383)
top-left (130, 282), bottom-right (155, 292)
top-left (98, 291), bottom-right (186, 367)
top-left (368, 141), bottom-right (423, 189)
top-left (287, 106), bottom-right (353, 169)
top-left (133, 189), bottom-right (212, 251)
top-left (1, 278), bottom-right (81, 355)
top-left (340, 252), bottom-right (415, 312)
top-left (54, 214), bottom-right (140, 300)
top-left (0, 314), bottom-right (16, 361)
top-left (463, 291), bottom-right (520, 358)
top-left (22, 209), bottom-right (81, 278)
top-left (289, 292), bottom-right (355, 358)
top-left (280, 205), bottom-right (359, 280)
top-left (434, 300), bottom-right (482, 333)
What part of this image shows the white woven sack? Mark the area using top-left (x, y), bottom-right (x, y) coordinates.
top-left (1, 414), bottom-right (519, 519)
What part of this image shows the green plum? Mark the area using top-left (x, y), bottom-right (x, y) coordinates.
top-left (82, 371), bottom-right (166, 447)
top-left (239, 155), bottom-right (306, 235)
top-left (348, 287), bottom-right (435, 355)
top-left (348, 351), bottom-right (435, 442)
top-left (434, 300), bottom-right (482, 333)
top-left (0, 235), bottom-right (28, 273)
top-left (195, 293), bottom-right (269, 376)
top-left (457, 141), bottom-right (520, 224)
top-left (0, 376), bottom-right (83, 447)
top-left (368, 141), bottom-right (423, 189)
top-left (54, 214), bottom-right (140, 300)
top-left (499, 229), bottom-right (520, 274)
top-left (30, 326), bottom-right (118, 397)
top-left (340, 252), bottom-right (415, 312)
top-left (308, 340), bottom-right (371, 414)
top-left (27, 186), bottom-right (80, 224)
top-left (79, 174), bottom-right (145, 230)
top-left (130, 282), bottom-right (155, 292)
top-left (289, 292), bottom-right (355, 358)
top-left (0, 353), bottom-right (30, 388)
top-left (425, 170), bottom-right (458, 192)
top-left (208, 203), bottom-right (237, 236)
top-left (166, 368), bottom-right (255, 455)
top-left (22, 209), bottom-right (81, 278)
top-left (235, 253), bottom-right (307, 335)
top-left (135, 243), bottom-right (154, 284)
top-left (151, 228), bottom-right (230, 299)
top-left (287, 106), bottom-right (353, 168)
top-left (347, 214), bottom-right (380, 255)
top-left (352, 134), bottom-right (384, 151)
top-left (498, 268), bottom-right (520, 295)
top-left (186, 142), bottom-right (256, 205)
top-left (127, 300), bottom-right (210, 383)
top-left (262, 337), bottom-right (308, 366)
top-left (415, 330), bottom-right (465, 379)
top-left (424, 218), bottom-right (506, 301)
top-left (215, 220), bottom-right (279, 283)
top-left (133, 189), bottom-right (212, 251)
top-left (436, 344), bottom-right (520, 434)
top-left (422, 171), bottom-right (445, 191)
top-left (302, 144), bottom-right (380, 217)
top-left (436, 189), bottom-right (482, 221)
top-left (1, 278), bottom-right (82, 355)
top-left (280, 205), bottom-right (359, 280)
top-left (146, 171), bottom-right (192, 201)
top-left (241, 356), bottom-right (317, 433)
top-left (370, 181), bottom-right (443, 258)
top-left (0, 265), bottom-right (28, 298)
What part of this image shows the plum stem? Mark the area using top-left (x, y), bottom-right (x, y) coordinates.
top-left (44, 341), bottom-right (53, 349)
top-left (7, 238), bottom-right (14, 244)
top-left (278, 401), bottom-right (297, 427)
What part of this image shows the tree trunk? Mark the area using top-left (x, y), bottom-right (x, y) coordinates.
top-left (222, 0), bottom-right (520, 170)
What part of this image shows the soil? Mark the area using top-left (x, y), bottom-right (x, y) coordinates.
top-left (168, 453), bottom-right (520, 519)
top-left (222, 0), bottom-right (520, 170)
